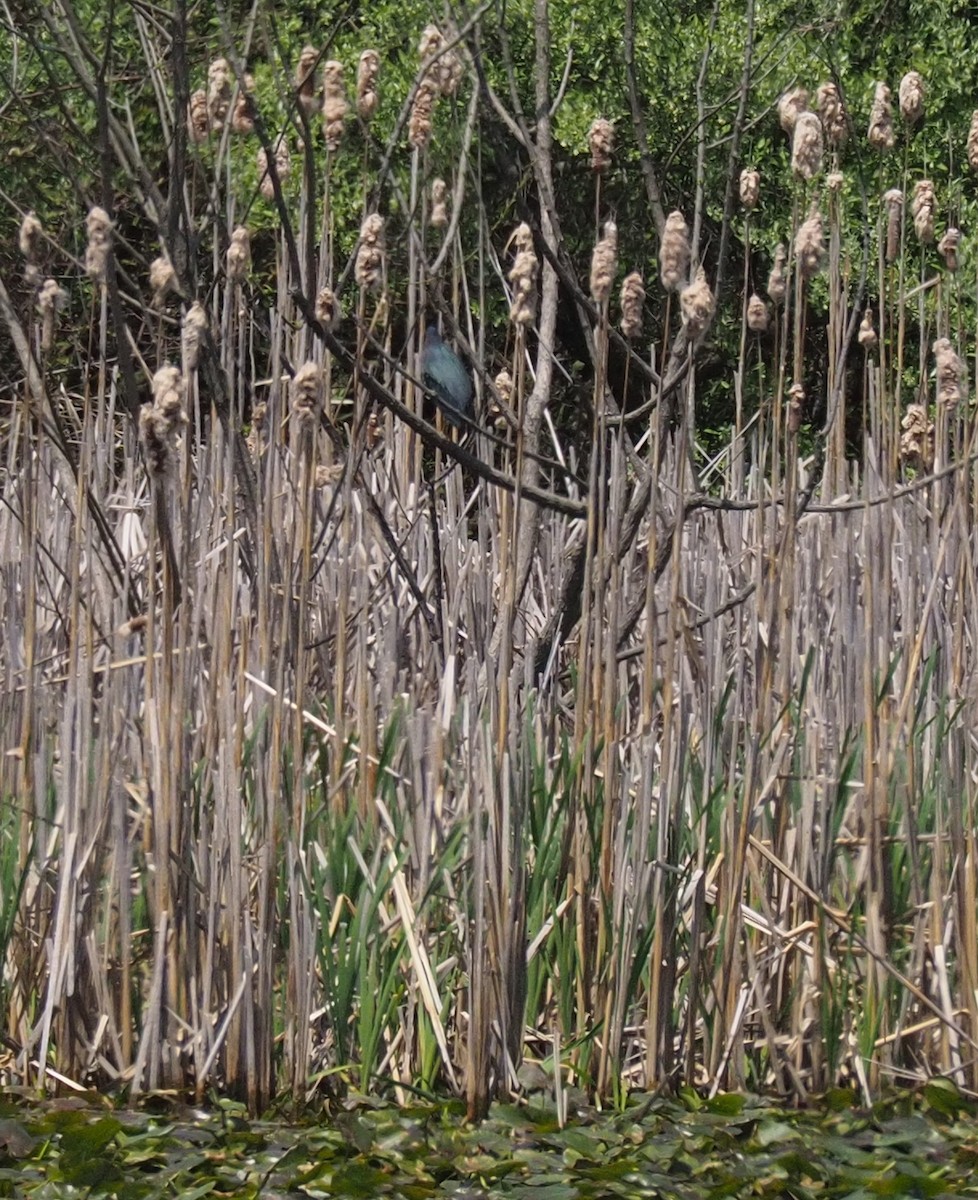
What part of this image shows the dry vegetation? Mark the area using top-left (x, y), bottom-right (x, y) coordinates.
top-left (1, 6), bottom-right (978, 1119)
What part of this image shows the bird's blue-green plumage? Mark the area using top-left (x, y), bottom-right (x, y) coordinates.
top-left (422, 325), bottom-right (474, 426)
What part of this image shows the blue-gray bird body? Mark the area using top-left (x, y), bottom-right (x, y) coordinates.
top-left (422, 325), bottom-right (474, 426)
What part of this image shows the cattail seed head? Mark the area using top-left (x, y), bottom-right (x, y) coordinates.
top-left (408, 74), bottom-right (438, 150)
top-left (938, 227), bottom-right (961, 271)
top-left (746, 293), bottom-right (768, 333)
top-left (181, 302), bottom-right (209, 371)
top-left (900, 403), bottom-right (934, 469)
top-left (258, 138), bottom-right (291, 200)
top-left (231, 74), bottom-right (256, 134)
top-left (430, 178), bottom-right (449, 227)
top-left (355, 213), bottom-right (386, 291)
top-left (590, 219), bottom-right (618, 306)
top-left (296, 46), bottom-right (320, 116)
top-left (739, 168), bottom-right (760, 210)
top-left (141, 365), bottom-right (187, 477)
top-left (419, 24), bottom-right (463, 96)
top-left (207, 58), bottom-right (232, 129)
top-left (911, 179), bottom-right (935, 244)
top-left (816, 81), bottom-right (847, 147)
top-left (827, 171), bottom-right (844, 192)
top-left (152, 364), bottom-right (186, 423)
top-left (680, 266), bottom-right (715, 339)
top-left (791, 110), bottom-right (824, 180)
top-left (660, 210), bottom-right (690, 292)
top-left (37, 278), bottom-right (67, 351)
top-left (620, 271), bottom-right (645, 340)
top-left (291, 361), bottom-right (323, 428)
top-left (226, 225), bottom-right (251, 282)
top-left (858, 308), bottom-right (878, 350)
top-left (85, 205), bottom-right (112, 281)
top-left (357, 49), bottom-right (380, 122)
top-left (794, 205), bottom-right (825, 279)
top-left (508, 222), bottom-right (538, 327)
top-left (868, 82), bottom-right (895, 151)
top-left (767, 243), bottom-right (787, 304)
top-left (934, 338), bottom-right (967, 407)
top-left (322, 60), bottom-right (348, 152)
top-left (19, 211), bottom-right (43, 260)
top-left (968, 111), bottom-right (978, 171)
top-left (588, 117), bottom-right (614, 172)
top-left (883, 189), bottom-right (903, 262)
top-left (778, 87), bottom-right (809, 133)
top-left (899, 71), bottom-right (924, 126)
top-left (149, 256), bottom-right (176, 305)
top-left (188, 89), bottom-right (209, 142)
top-left (787, 382), bottom-right (804, 434)
top-left (315, 287), bottom-right (341, 329)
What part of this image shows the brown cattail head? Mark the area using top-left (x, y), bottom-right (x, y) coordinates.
top-left (791, 111), bottom-right (824, 180)
top-left (430, 178), bottom-right (449, 227)
top-left (660, 210), bottom-right (690, 292)
top-left (911, 179), bottom-right (935, 243)
top-left (827, 170), bottom-right (844, 192)
top-left (491, 369), bottom-right (513, 426)
top-left (680, 266), bottom-right (715, 340)
top-left (355, 213), bottom-right (386, 291)
top-left (786, 382), bottom-right (804, 434)
top-left (142, 365), bottom-right (187, 477)
top-left (315, 287), bottom-right (341, 329)
top-left (231, 74), bottom-right (256, 134)
top-left (291, 361), bottom-right (323, 429)
top-left (85, 205), bottom-right (113, 281)
top-left (739, 168), bottom-right (760, 210)
top-left (408, 74), bottom-right (438, 150)
top-left (969, 111), bottom-right (978, 171)
top-left (767, 243), bottom-right (787, 304)
top-left (149, 256), bottom-right (176, 305)
top-left (588, 117), bottom-right (614, 172)
top-left (590, 219), bottom-right (618, 306)
top-left (153, 365), bottom-right (187, 423)
top-left (508, 222), bottom-right (538, 327)
top-left (296, 46), bottom-right (320, 116)
top-left (883, 188), bottom-right (903, 262)
top-left (620, 271), bottom-right (645, 339)
top-left (322, 60), bottom-right (348, 152)
top-left (226, 225), bottom-right (251, 282)
top-left (19, 211), bottom-right (43, 260)
top-left (357, 49), bottom-right (380, 122)
top-left (258, 138), bottom-right (291, 200)
top-left (419, 24), bottom-right (463, 96)
top-left (181, 302), bottom-right (209, 371)
top-left (37, 278), bottom-right (67, 351)
top-left (868, 82), bottom-right (895, 150)
top-left (794, 205), bottom-right (825, 279)
top-left (934, 338), bottom-right (967, 407)
top-left (938, 227), bottom-right (961, 271)
top-left (207, 58), bottom-right (232, 129)
top-left (188, 89), bottom-right (210, 142)
top-left (900, 403), bottom-right (934, 469)
top-left (899, 71), bottom-right (924, 126)
top-left (857, 308), bottom-right (878, 351)
top-left (816, 81), bottom-right (847, 147)
top-left (778, 87), bottom-right (809, 133)
top-left (746, 292), bottom-right (769, 333)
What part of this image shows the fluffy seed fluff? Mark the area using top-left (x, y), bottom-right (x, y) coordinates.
top-left (791, 111), bottom-right (824, 180)
top-left (883, 189), bottom-right (903, 262)
top-left (188, 89), bottom-right (209, 142)
top-left (19, 211), bottom-right (43, 261)
top-left (37, 278), bottom-right (67, 351)
top-left (827, 171), bottom-right (844, 192)
top-left (588, 117), bottom-right (614, 172)
top-left (816, 82), bottom-right (847, 147)
top-left (141, 365), bottom-right (187, 476)
top-left (355, 213), bottom-right (386, 291)
top-left (258, 139), bottom-right (291, 200)
top-left (660, 210), bottom-right (690, 292)
top-left (491, 369), bottom-right (513, 426)
top-left (778, 87), bottom-right (809, 133)
top-left (85, 206), bottom-right (113, 281)
top-left (620, 272), bottom-right (645, 340)
top-left (231, 74), bottom-right (256, 135)
top-left (746, 293), bottom-right (768, 333)
top-left (767, 244), bottom-right (788, 304)
top-left (226, 226), bottom-right (251, 283)
top-left (315, 287), bottom-right (341, 330)
top-left (857, 309), bottom-right (878, 351)
top-left (418, 24), bottom-right (463, 96)
top-left (322, 60), bottom-right (348, 152)
top-left (911, 179), bottom-right (935, 243)
top-left (207, 58), bottom-right (232, 129)
top-left (430, 178), bottom-right (449, 228)
top-left (680, 267), bottom-right (715, 339)
top-left (590, 220), bottom-right (618, 306)
top-left (938, 228), bottom-right (961, 271)
top-left (739, 169), bottom-right (760, 210)
top-left (357, 50), bottom-right (380, 122)
top-left (408, 74), bottom-right (438, 150)
top-left (291, 362), bottom-right (323, 428)
top-left (900, 404), bottom-right (933, 469)
top-left (181, 302), bottom-right (209, 372)
top-left (969, 111), bottom-right (978, 171)
top-left (150, 256), bottom-right (176, 305)
top-left (899, 71), bottom-right (924, 126)
top-left (508, 223), bottom-right (538, 327)
top-left (934, 338), bottom-right (967, 408)
top-left (868, 82), bottom-right (895, 151)
top-left (296, 46), bottom-right (320, 117)
top-left (794, 206), bottom-right (825, 279)
top-left (787, 382), bottom-right (804, 434)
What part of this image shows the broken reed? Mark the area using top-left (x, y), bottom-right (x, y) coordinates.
top-left (1, 36), bottom-right (978, 1119)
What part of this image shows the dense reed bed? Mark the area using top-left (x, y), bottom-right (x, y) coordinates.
top-left (2, 4), bottom-right (978, 1117)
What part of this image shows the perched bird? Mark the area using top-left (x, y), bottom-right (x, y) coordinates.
top-left (421, 324), bottom-right (474, 427)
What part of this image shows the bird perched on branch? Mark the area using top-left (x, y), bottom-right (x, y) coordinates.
top-left (421, 324), bottom-right (474, 427)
